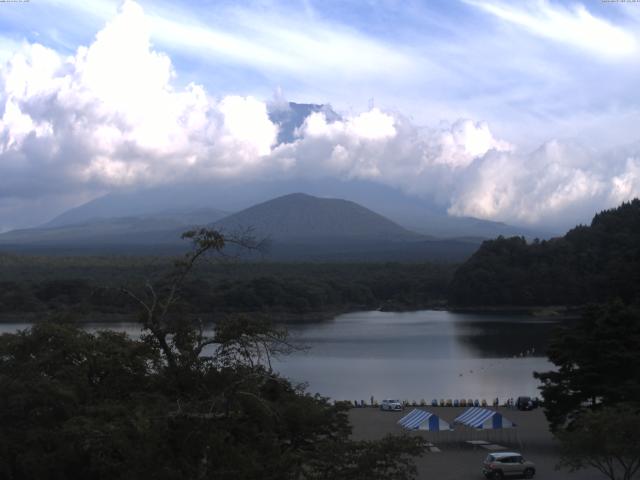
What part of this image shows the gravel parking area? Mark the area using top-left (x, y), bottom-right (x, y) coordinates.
top-left (348, 407), bottom-right (603, 479)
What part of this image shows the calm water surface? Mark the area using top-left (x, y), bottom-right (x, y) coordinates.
top-left (0, 310), bottom-right (556, 401)
top-left (274, 310), bottom-right (556, 401)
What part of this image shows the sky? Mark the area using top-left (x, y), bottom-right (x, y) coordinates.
top-left (0, 0), bottom-right (639, 231)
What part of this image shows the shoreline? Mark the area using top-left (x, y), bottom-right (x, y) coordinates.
top-left (0, 304), bottom-right (583, 325)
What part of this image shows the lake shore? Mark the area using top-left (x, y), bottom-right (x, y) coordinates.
top-left (0, 309), bottom-right (346, 325)
top-left (446, 305), bottom-right (583, 317)
top-left (348, 407), bottom-right (601, 479)
top-left (0, 303), bottom-right (583, 325)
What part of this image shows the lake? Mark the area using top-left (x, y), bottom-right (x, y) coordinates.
top-left (275, 310), bottom-right (556, 402)
top-left (0, 310), bottom-right (557, 402)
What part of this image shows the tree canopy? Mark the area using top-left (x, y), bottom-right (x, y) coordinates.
top-left (0, 229), bottom-right (426, 480)
top-left (450, 199), bottom-right (640, 306)
top-left (557, 405), bottom-right (640, 480)
top-left (534, 302), bottom-right (640, 431)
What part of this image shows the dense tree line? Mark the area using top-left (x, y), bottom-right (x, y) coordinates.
top-left (450, 199), bottom-right (640, 306)
top-left (0, 262), bottom-right (453, 319)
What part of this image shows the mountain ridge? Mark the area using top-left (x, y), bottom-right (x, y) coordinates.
top-left (0, 193), bottom-right (481, 261)
top-left (213, 192), bottom-right (421, 241)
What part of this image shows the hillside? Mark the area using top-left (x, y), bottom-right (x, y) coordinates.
top-left (35, 178), bottom-right (545, 240)
top-left (0, 193), bottom-right (481, 261)
top-left (213, 193), bottom-right (419, 241)
top-left (0, 208), bottom-right (228, 248)
top-left (449, 199), bottom-right (640, 306)
top-left (210, 193), bottom-right (483, 262)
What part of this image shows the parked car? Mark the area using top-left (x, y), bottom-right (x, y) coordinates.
top-left (515, 396), bottom-right (535, 411)
top-left (380, 399), bottom-right (403, 411)
top-left (482, 452), bottom-right (536, 479)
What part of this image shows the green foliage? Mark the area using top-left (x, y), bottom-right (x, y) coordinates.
top-left (534, 302), bottom-right (640, 431)
top-left (302, 435), bottom-right (426, 480)
top-left (557, 405), bottom-right (640, 480)
top-left (0, 262), bottom-right (453, 318)
top-left (0, 316), bottom-right (425, 480)
top-left (450, 199), bottom-right (640, 306)
top-left (0, 229), bottom-right (426, 479)
top-left (0, 322), bottom-right (165, 480)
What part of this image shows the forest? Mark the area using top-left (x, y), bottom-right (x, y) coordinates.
top-left (2, 200), bottom-right (640, 322)
top-left (449, 199), bottom-right (640, 306)
top-left (0, 258), bottom-right (454, 321)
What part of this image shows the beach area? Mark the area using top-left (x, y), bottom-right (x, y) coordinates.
top-left (349, 407), bottom-right (602, 479)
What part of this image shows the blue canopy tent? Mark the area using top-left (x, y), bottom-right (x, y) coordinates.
top-left (398, 409), bottom-right (451, 431)
top-left (453, 407), bottom-right (516, 429)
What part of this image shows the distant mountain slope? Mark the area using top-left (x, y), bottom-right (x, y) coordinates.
top-left (0, 192), bottom-right (482, 261)
top-left (213, 193), bottom-right (420, 241)
top-left (209, 193), bottom-right (481, 261)
top-left (0, 208), bottom-right (228, 247)
top-left (44, 193), bottom-right (228, 228)
top-left (35, 102), bottom-right (548, 240)
top-left (450, 199), bottom-right (640, 306)
top-left (40, 176), bottom-right (548, 240)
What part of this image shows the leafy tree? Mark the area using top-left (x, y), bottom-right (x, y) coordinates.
top-left (0, 229), bottom-right (426, 479)
top-left (534, 302), bottom-right (640, 431)
top-left (557, 405), bottom-right (640, 480)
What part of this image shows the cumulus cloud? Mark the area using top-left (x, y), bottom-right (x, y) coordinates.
top-left (277, 110), bottom-right (640, 228)
top-left (0, 0), bottom-right (279, 195)
top-left (448, 141), bottom-right (640, 227)
top-left (1, 0), bottom-right (640, 231)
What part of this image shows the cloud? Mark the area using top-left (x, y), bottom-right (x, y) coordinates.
top-left (0, 1), bottom-right (280, 195)
top-left (33, 0), bottom-right (418, 83)
top-left (465, 0), bottom-right (637, 59)
top-left (610, 157), bottom-right (640, 205)
top-left (1, 0), bottom-right (640, 232)
top-left (447, 140), bottom-right (640, 227)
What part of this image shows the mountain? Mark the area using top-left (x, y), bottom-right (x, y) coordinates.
top-left (210, 193), bottom-right (483, 261)
top-left (40, 178), bottom-right (548, 240)
top-left (0, 193), bottom-right (481, 261)
top-left (0, 207), bottom-right (228, 250)
top-left (450, 199), bottom-right (640, 306)
top-left (213, 193), bottom-right (418, 241)
top-left (268, 102), bottom-right (341, 144)
top-left (38, 103), bottom-right (547, 240)
top-left (44, 193), bottom-right (230, 228)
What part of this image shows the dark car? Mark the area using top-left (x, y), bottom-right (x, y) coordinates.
top-left (515, 396), bottom-right (535, 411)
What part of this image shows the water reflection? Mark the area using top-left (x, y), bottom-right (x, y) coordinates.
top-left (450, 315), bottom-right (557, 358)
top-left (273, 310), bottom-right (556, 401)
top-left (0, 310), bottom-right (558, 401)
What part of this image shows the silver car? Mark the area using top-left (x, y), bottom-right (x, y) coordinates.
top-left (380, 399), bottom-right (403, 411)
top-left (482, 452), bottom-right (536, 479)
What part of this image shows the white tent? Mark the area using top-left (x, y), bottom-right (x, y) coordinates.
top-left (398, 409), bottom-right (451, 431)
top-left (453, 407), bottom-right (516, 429)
